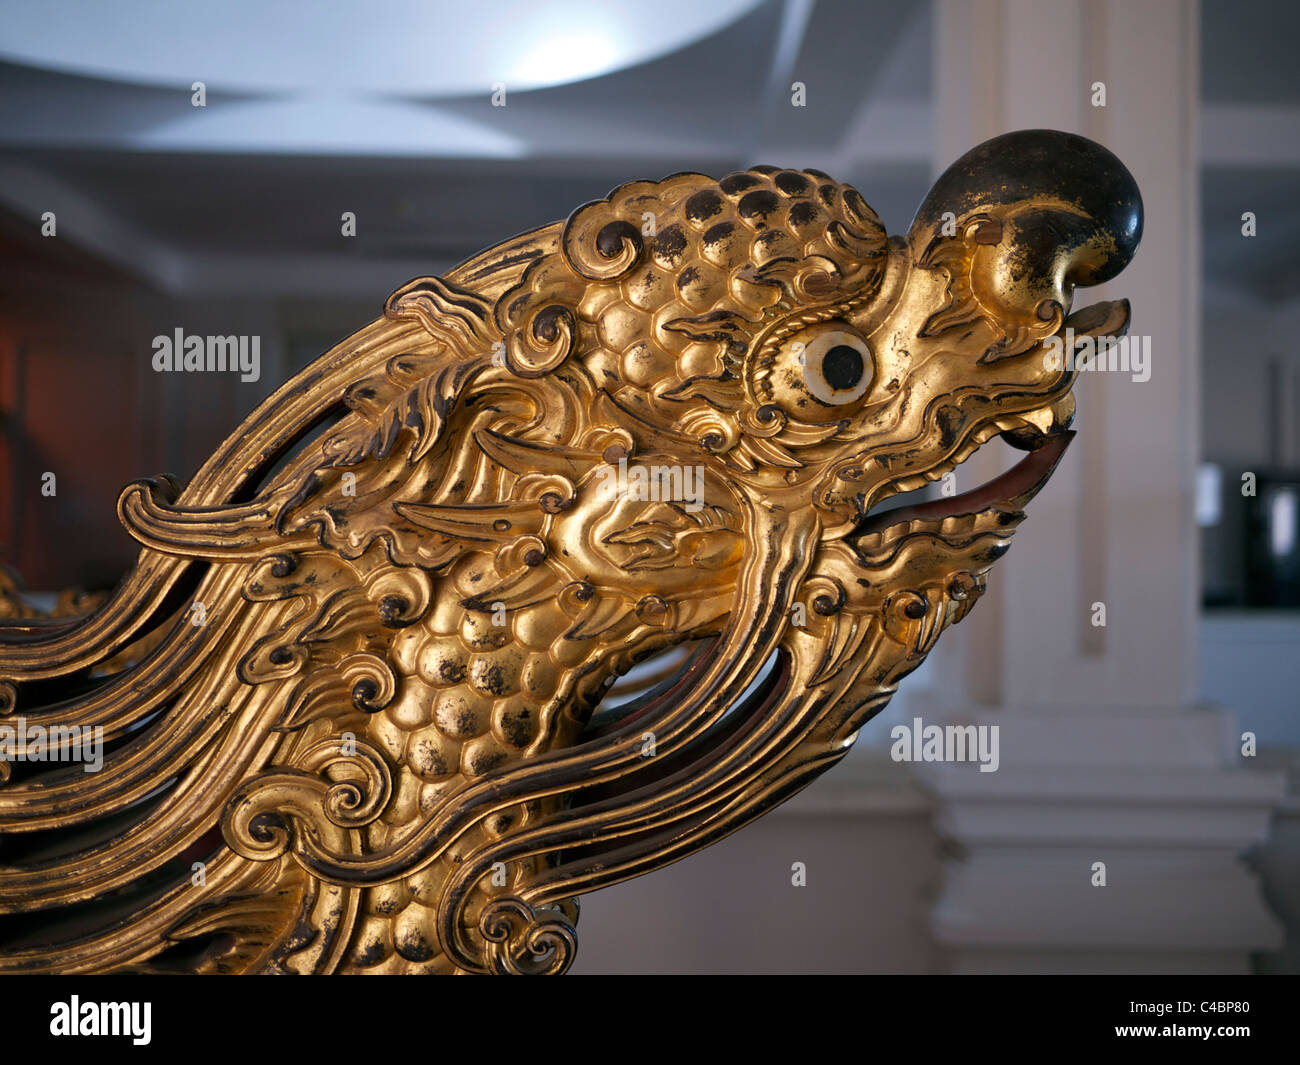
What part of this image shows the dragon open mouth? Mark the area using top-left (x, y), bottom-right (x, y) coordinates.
top-left (856, 429), bottom-right (1074, 537)
top-left (856, 296), bottom-right (1129, 541)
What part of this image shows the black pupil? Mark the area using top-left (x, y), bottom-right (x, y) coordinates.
top-left (822, 344), bottom-right (864, 391)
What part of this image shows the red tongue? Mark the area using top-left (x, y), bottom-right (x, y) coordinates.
top-left (855, 430), bottom-right (1074, 534)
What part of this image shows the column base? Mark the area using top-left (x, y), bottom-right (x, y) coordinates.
top-left (907, 692), bottom-right (1286, 974)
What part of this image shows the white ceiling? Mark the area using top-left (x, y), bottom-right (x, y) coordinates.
top-left (0, 0), bottom-right (1294, 303)
top-left (0, 0), bottom-right (766, 95)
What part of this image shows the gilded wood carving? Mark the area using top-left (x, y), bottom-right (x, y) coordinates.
top-left (0, 129), bottom-right (1142, 974)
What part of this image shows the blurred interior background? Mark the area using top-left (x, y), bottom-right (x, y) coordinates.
top-left (0, 0), bottom-right (1296, 973)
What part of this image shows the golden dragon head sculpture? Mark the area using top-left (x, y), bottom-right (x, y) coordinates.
top-left (0, 129), bottom-right (1141, 974)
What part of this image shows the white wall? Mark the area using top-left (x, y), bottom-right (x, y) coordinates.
top-left (570, 758), bottom-right (942, 974)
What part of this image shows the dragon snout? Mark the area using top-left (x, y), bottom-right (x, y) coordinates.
top-left (909, 128), bottom-right (1143, 318)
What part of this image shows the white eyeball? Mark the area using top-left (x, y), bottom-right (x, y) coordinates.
top-left (797, 328), bottom-right (874, 405)
top-left (754, 321), bottom-right (876, 422)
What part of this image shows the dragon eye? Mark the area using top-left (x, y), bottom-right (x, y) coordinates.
top-left (800, 329), bottom-right (872, 404)
top-left (756, 322), bottom-right (875, 421)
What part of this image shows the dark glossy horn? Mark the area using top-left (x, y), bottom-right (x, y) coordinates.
top-left (910, 128), bottom-right (1144, 291)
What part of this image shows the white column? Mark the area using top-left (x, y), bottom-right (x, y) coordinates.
top-left (917, 0), bottom-right (1285, 973)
